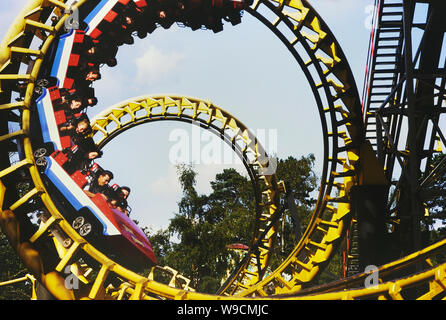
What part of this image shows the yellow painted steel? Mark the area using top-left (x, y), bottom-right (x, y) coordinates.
top-left (0, 0), bottom-right (91, 300)
top-left (0, 0), bottom-right (46, 67)
top-left (0, 0), bottom-right (444, 301)
top-left (148, 266), bottom-right (196, 292)
top-left (90, 95), bottom-right (284, 291)
top-left (221, 0), bottom-right (365, 297)
top-left (284, 262), bottom-right (446, 300)
top-left (0, 274), bottom-right (37, 300)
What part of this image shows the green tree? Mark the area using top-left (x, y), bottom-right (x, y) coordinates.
top-left (422, 153), bottom-right (446, 265)
top-left (273, 155), bottom-right (318, 260)
top-left (162, 165), bottom-right (255, 292)
top-left (148, 155), bottom-right (319, 293)
top-left (423, 154), bottom-right (446, 230)
top-left (0, 177), bottom-right (36, 300)
top-left (0, 232), bottom-right (32, 300)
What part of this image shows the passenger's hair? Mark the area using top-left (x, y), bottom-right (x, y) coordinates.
top-left (75, 113), bottom-right (89, 122)
top-left (76, 118), bottom-right (90, 127)
top-left (87, 66), bottom-right (101, 80)
top-left (100, 170), bottom-right (114, 180)
top-left (121, 186), bottom-right (131, 193)
top-left (73, 115), bottom-right (91, 131)
top-left (84, 97), bottom-right (98, 107)
top-left (106, 57), bottom-right (117, 67)
top-left (89, 65), bottom-right (100, 74)
top-left (70, 93), bottom-right (82, 102)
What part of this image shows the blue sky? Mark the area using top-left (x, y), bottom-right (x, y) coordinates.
top-left (1, 0), bottom-right (375, 230)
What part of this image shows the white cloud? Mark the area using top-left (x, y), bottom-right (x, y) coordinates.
top-left (148, 164), bottom-right (182, 196)
top-left (135, 46), bottom-right (184, 86)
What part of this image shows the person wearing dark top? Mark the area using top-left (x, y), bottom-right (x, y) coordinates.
top-left (83, 96), bottom-right (98, 108)
top-left (71, 65), bottom-right (101, 97)
top-left (108, 186), bottom-right (131, 216)
top-left (83, 170), bottom-right (114, 199)
top-left (61, 137), bottom-right (103, 175)
top-left (117, 186), bottom-right (131, 216)
top-left (58, 115), bottom-right (92, 141)
top-left (54, 93), bottom-right (85, 115)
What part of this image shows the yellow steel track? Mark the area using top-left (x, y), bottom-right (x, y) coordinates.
top-left (0, 0), bottom-right (444, 300)
top-left (90, 94), bottom-right (284, 293)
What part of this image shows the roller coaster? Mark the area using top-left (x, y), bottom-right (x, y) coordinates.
top-left (0, 0), bottom-right (444, 300)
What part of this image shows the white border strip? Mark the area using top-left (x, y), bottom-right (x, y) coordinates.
top-left (46, 157), bottom-right (121, 236)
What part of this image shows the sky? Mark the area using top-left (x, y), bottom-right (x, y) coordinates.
top-left (1, 0), bottom-right (376, 230)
